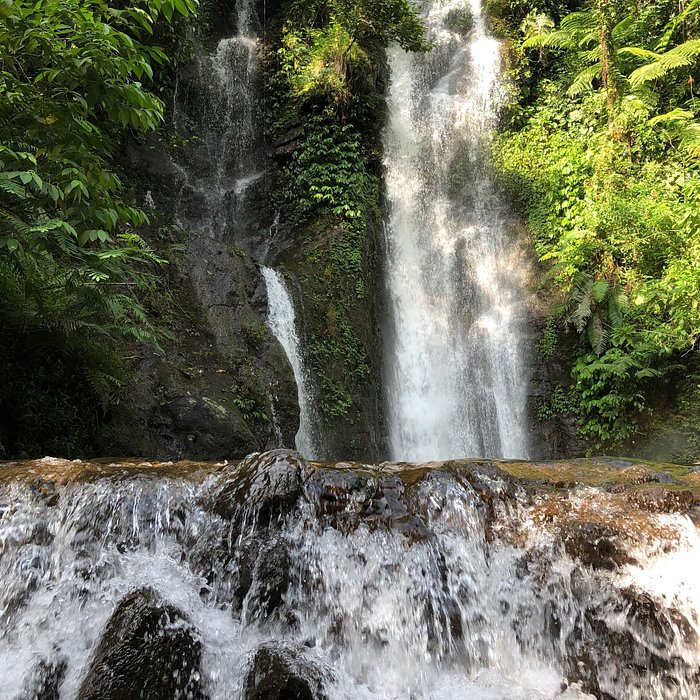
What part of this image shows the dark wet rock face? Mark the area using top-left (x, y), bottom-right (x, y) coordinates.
top-left (303, 467), bottom-right (434, 542)
top-left (97, 239), bottom-right (299, 462)
top-left (203, 449), bottom-right (305, 524)
top-left (243, 643), bottom-right (328, 700)
top-left (562, 521), bottom-right (634, 571)
top-left (78, 587), bottom-right (203, 700)
top-left (627, 487), bottom-right (694, 513)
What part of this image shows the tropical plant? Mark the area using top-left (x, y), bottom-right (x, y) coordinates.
top-left (0, 0), bottom-right (197, 456)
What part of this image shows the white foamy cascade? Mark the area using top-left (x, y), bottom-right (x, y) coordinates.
top-left (0, 456), bottom-right (698, 699)
top-left (174, 0), bottom-right (264, 243)
top-left (262, 267), bottom-right (317, 458)
top-left (383, 0), bottom-right (530, 460)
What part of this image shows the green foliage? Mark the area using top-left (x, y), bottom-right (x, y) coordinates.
top-left (538, 317), bottom-right (559, 357)
top-left (229, 382), bottom-right (267, 424)
top-left (0, 0), bottom-right (196, 456)
top-left (536, 384), bottom-right (578, 421)
top-left (493, 0), bottom-right (700, 451)
top-left (286, 113), bottom-right (377, 225)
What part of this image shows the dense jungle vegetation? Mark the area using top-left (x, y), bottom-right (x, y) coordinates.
top-left (0, 0), bottom-right (202, 456)
top-left (491, 0), bottom-right (700, 457)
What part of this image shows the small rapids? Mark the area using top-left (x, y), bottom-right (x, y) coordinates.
top-left (0, 452), bottom-right (698, 699)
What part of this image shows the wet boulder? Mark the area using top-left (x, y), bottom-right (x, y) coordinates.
top-left (626, 487), bottom-right (694, 513)
top-left (561, 522), bottom-right (633, 571)
top-left (78, 587), bottom-right (203, 700)
top-left (303, 466), bottom-right (431, 541)
top-left (618, 465), bottom-right (676, 485)
top-left (203, 449), bottom-right (306, 524)
top-left (243, 643), bottom-right (327, 700)
top-left (302, 466), bottom-right (378, 531)
top-left (365, 475), bottom-right (432, 542)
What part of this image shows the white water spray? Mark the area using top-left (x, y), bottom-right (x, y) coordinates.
top-left (0, 456), bottom-right (698, 699)
top-left (383, 0), bottom-right (530, 460)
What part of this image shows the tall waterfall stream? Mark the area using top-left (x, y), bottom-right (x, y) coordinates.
top-left (2, 1), bottom-right (700, 699)
top-left (383, 0), bottom-right (530, 461)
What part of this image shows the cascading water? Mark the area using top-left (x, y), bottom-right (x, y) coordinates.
top-left (1, 453), bottom-right (698, 700)
top-left (383, 0), bottom-right (530, 461)
top-left (262, 267), bottom-right (318, 458)
top-left (173, 0), bottom-right (265, 247)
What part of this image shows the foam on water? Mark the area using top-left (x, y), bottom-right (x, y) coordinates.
top-left (1, 462), bottom-right (697, 699)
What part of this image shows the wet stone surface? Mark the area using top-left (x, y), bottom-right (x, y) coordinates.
top-left (78, 587), bottom-right (204, 700)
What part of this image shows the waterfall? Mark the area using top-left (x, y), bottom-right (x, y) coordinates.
top-left (173, 0), bottom-right (265, 247)
top-left (262, 267), bottom-right (317, 458)
top-left (1, 453), bottom-right (698, 699)
top-left (383, 0), bottom-right (530, 461)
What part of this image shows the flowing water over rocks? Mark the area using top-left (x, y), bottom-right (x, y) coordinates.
top-left (1, 452), bottom-right (698, 699)
top-left (383, 0), bottom-right (531, 461)
top-left (172, 0), bottom-right (271, 254)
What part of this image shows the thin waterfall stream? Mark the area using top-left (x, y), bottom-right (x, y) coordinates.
top-left (383, 0), bottom-right (530, 461)
top-left (262, 267), bottom-right (318, 458)
top-left (172, 0), bottom-right (265, 249)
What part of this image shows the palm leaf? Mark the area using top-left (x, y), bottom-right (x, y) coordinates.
top-left (560, 11), bottom-right (597, 33)
top-left (523, 30), bottom-right (573, 50)
top-left (568, 64), bottom-right (601, 96)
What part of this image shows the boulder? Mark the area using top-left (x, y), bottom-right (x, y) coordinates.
top-left (202, 449), bottom-right (306, 524)
top-left (243, 643), bottom-right (327, 700)
top-left (561, 522), bottom-right (633, 571)
top-left (626, 487), bottom-right (694, 513)
top-left (78, 587), bottom-right (203, 700)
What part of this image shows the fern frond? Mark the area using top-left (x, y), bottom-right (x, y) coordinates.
top-left (591, 279), bottom-right (610, 303)
top-left (678, 122), bottom-right (700, 157)
top-left (656, 0), bottom-right (700, 51)
top-left (608, 286), bottom-right (628, 326)
top-left (568, 64), bottom-right (601, 96)
top-left (617, 46), bottom-right (659, 61)
top-left (523, 30), bottom-right (573, 50)
top-left (561, 11), bottom-right (597, 33)
top-left (0, 207), bottom-right (32, 238)
top-left (568, 272), bottom-right (594, 332)
top-left (611, 15), bottom-right (637, 43)
top-left (648, 108), bottom-right (694, 126)
top-left (629, 39), bottom-right (700, 86)
top-left (587, 314), bottom-right (608, 355)
top-left (579, 46), bottom-right (602, 64)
